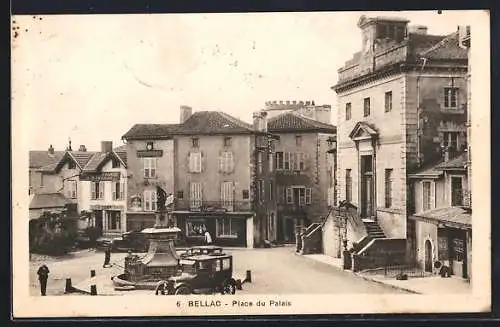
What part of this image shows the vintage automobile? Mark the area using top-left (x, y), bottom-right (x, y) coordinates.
top-left (110, 231), bottom-right (149, 252)
top-left (157, 253), bottom-right (237, 295)
top-left (180, 245), bottom-right (224, 258)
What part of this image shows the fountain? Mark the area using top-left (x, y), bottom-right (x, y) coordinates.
top-left (112, 187), bottom-right (182, 290)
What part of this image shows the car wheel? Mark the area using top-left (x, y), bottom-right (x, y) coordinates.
top-left (221, 281), bottom-right (236, 295)
top-left (175, 286), bottom-right (191, 295)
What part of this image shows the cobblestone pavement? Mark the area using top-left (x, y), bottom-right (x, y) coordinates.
top-left (29, 246), bottom-right (408, 296)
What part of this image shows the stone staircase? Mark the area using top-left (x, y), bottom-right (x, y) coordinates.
top-left (362, 219), bottom-right (385, 239)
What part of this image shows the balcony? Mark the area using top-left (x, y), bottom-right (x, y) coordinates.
top-left (173, 199), bottom-right (253, 213)
top-left (452, 189), bottom-right (471, 208)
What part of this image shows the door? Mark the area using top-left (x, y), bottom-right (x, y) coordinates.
top-left (360, 155), bottom-right (374, 218)
top-left (284, 218), bottom-right (295, 243)
top-left (425, 240), bottom-right (433, 272)
top-left (94, 210), bottom-right (103, 236)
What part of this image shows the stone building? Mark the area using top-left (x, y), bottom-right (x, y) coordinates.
top-left (264, 100), bottom-right (332, 124)
top-left (265, 107), bottom-right (337, 244)
top-left (122, 106), bottom-right (277, 248)
top-left (329, 15), bottom-right (468, 270)
top-left (29, 145), bottom-right (64, 195)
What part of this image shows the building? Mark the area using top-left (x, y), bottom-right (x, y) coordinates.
top-left (122, 106), bottom-right (277, 248)
top-left (29, 192), bottom-right (71, 220)
top-left (264, 100), bottom-right (332, 124)
top-left (329, 15), bottom-right (468, 269)
top-left (265, 109), bottom-right (337, 243)
top-left (29, 145), bottom-right (65, 195)
top-left (408, 151), bottom-right (471, 279)
top-left (78, 141), bottom-right (128, 238)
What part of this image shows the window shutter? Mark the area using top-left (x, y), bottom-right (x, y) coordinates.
top-left (200, 152), bottom-right (204, 173)
top-left (91, 182), bottom-right (96, 199)
top-left (219, 152), bottom-right (224, 173)
top-left (120, 182), bottom-right (124, 200)
top-left (229, 152), bottom-right (234, 172)
top-left (112, 182), bottom-right (116, 201)
top-left (286, 187), bottom-right (293, 204)
top-left (431, 181), bottom-right (436, 209)
top-left (99, 182), bottom-right (104, 199)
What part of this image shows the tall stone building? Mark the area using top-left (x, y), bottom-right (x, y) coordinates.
top-left (262, 102), bottom-right (337, 243)
top-left (329, 15), bottom-right (468, 269)
top-left (122, 107), bottom-right (277, 248)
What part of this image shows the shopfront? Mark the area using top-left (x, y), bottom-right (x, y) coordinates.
top-left (89, 204), bottom-right (125, 237)
top-left (174, 212), bottom-right (249, 247)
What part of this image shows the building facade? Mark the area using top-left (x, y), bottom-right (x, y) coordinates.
top-left (265, 109), bottom-right (336, 243)
top-left (122, 106), bottom-right (277, 248)
top-left (330, 15), bottom-right (468, 263)
top-left (29, 145), bottom-right (64, 195)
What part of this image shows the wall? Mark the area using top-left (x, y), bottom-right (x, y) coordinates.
top-left (415, 220), bottom-right (438, 270)
top-left (413, 178), bottom-right (446, 214)
top-left (126, 139), bottom-right (174, 209)
top-left (174, 134), bottom-right (252, 204)
top-left (322, 214), bottom-right (340, 257)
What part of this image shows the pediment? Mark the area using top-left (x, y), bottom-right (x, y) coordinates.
top-left (349, 122), bottom-right (379, 141)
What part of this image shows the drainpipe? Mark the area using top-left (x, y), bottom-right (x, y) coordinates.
top-left (416, 57), bottom-right (428, 168)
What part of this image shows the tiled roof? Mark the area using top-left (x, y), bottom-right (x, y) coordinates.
top-left (82, 151), bottom-right (127, 172)
top-left (267, 112), bottom-right (336, 133)
top-left (30, 193), bottom-right (70, 210)
top-left (113, 145), bottom-right (127, 152)
top-left (436, 152), bottom-right (468, 170)
top-left (418, 31), bottom-right (468, 60)
top-left (122, 111), bottom-right (255, 140)
top-left (29, 151), bottom-right (65, 169)
top-left (412, 206), bottom-right (471, 229)
top-left (69, 151), bottom-right (97, 169)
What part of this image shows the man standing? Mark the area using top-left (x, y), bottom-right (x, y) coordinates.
top-left (204, 230), bottom-right (213, 245)
top-left (37, 264), bottom-right (50, 296)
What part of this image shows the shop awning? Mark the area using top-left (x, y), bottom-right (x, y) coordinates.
top-left (410, 206), bottom-right (472, 230)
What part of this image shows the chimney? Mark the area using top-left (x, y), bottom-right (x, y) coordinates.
top-left (180, 105), bottom-right (193, 124)
top-left (48, 144), bottom-right (54, 155)
top-left (253, 111), bottom-right (268, 132)
top-left (101, 141), bottom-right (113, 153)
top-left (78, 145), bottom-right (87, 152)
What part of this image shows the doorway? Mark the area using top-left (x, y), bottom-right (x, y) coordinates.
top-left (360, 155), bottom-right (374, 218)
top-left (425, 240), bottom-right (433, 272)
top-left (93, 210), bottom-right (103, 236)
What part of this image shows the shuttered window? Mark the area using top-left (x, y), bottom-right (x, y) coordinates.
top-left (221, 181), bottom-right (234, 211)
top-left (143, 158), bottom-right (157, 178)
top-left (144, 190), bottom-right (157, 212)
top-left (190, 182), bottom-right (202, 208)
top-left (189, 152), bottom-right (202, 173)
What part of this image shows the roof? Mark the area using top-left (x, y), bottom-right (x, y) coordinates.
top-left (419, 31), bottom-right (468, 60)
top-left (30, 193), bottom-right (70, 209)
top-left (82, 151), bottom-right (127, 172)
top-left (267, 112), bottom-right (336, 133)
top-left (115, 151), bottom-right (127, 166)
top-left (122, 111), bottom-right (256, 140)
top-left (348, 121), bottom-right (378, 139)
top-left (408, 164), bottom-right (443, 179)
top-left (29, 151), bottom-right (65, 169)
top-left (113, 144), bottom-right (127, 152)
top-left (436, 152), bottom-right (468, 170)
top-left (411, 206), bottom-right (471, 229)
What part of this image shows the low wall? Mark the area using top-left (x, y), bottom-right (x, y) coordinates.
top-left (352, 238), bottom-right (407, 272)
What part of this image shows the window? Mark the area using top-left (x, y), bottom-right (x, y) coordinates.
top-left (268, 153), bottom-right (274, 172)
top-left (277, 186), bottom-right (285, 204)
top-left (221, 181), bottom-right (234, 210)
top-left (284, 152), bottom-right (291, 170)
top-left (257, 180), bottom-right (265, 201)
top-left (269, 181), bottom-right (274, 201)
top-left (91, 182), bottom-right (105, 200)
top-left (444, 87), bottom-right (459, 108)
top-left (299, 153), bottom-right (306, 171)
top-left (222, 258), bottom-right (231, 271)
top-left (443, 132), bottom-right (459, 151)
top-left (144, 190), bottom-right (157, 211)
top-left (40, 174), bottom-right (44, 187)
top-left (385, 91), bottom-right (392, 112)
top-left (143, 158), bottom-right (157, 178)
top-left (384, 169), bottom-right (393, 208)
top-left (186, 219), bottom-right (207, 237)
top-left (275, 152), bottom-right (284, 170)
top-left (296, 135), bottom-right (303, 147)
top-left (257, 152), bottom-right (263, 174)
top-left (112, 158), bottom-right (120, 168)
top-left (177, 190), bottom-right (184, 199)
top-left (219, 151), bottom-right (234, 173)
top-left (345, 103), bottom-right (352, 121)
top-left (363, 97), bottom-right (371, 117)
top-left (345, 169), bottom-right (352, 202)
top-left (422, 181), bottom-right (435, 211)
top-left (286, 187), bottom-right (293, 204)
top-left (113, 182), bottom-right (124, 200)
top-left (305, 188), bottom-right (312, 204)
top-left (106, 211), bottom-right (121, 230)
top-left (189, 182), bottom-right (202, 208)
top-left (223, 137), bottom-right (232, 147)
top-left (217, 217), bottom-right (238, 237)
top-left (67, 180), bottom-right (77, 199)
top-left (242, 189), bottom-right (249, 199)
top-left (189, 152), bottom-right (202, 173)
top-left (192, 137), bottom-right (199, 148)
top-left (451, 177), bottom-right (463, 206)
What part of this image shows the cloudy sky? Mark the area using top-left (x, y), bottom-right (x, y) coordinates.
top-left (12, 10), bottom-right (476, 151)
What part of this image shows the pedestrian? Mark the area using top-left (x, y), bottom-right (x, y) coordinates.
top-left (204, 230), bottom-right (212, 245)
top-left (103, 245), bottom-right (111, 268)
top-left (37, 264), bottom-right (50, 296)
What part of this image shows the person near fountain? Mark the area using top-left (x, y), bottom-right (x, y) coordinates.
top-left (204, 229), bottom-right (213, 245)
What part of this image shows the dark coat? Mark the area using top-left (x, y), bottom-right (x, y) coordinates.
top-left (37, 265), bottom-right (49, 280)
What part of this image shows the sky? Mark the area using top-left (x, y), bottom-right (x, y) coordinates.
top-left (12, 10), bottom-right (477, 152)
